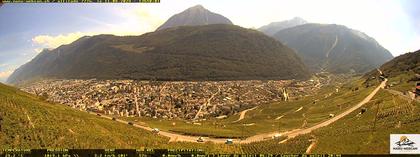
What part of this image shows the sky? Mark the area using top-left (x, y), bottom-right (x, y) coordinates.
top-left (0, 0), bottom-right (419, 82)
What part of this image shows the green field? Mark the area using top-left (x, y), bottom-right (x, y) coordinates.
top-left (386, 71), bottom-right (418, 92)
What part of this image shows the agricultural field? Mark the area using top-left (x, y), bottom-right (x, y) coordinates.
top-left (310, 89), bottom-right (420, 154)
top-left (386, 71), bottom-right (418, 93)
top-left (0, 83), bottom-right (168, 148)
top-left (241, 135), bottom-right (312, 154)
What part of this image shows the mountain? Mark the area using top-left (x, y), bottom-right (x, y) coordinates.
top-left (156, 5), bottom-right (233, 31)
top-left (258, 17), bottom-right (307, 36)
top-left (273, 24), bottom-right (393, 73)
top-left (7, 24), bottom-right (310, 84)
top-left (375, 49), bottom-right (419, 78)
top-left (364, 49), bottom-right (419, 91)
top-left (0, 83), bottom-right (169, 148)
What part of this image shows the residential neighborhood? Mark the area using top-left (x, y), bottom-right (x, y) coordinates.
top-left (21, 78), bottom-right (324, 120)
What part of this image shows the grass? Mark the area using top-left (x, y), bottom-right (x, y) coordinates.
top-left (386, 71), bottom-right (418, 92)
top-left (311, 89), bottom-right (420, 154)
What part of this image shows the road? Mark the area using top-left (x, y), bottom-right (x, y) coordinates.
top-left (232, 106), bottom-right (258, 123)
top-left (194, 87), bottom-right (220, 120)
top-left (281, 78), bottom-right (387, 140)
top-left (86, 79), bottom-right (387, 144)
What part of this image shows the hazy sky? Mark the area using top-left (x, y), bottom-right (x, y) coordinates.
top-left (0, 0), bottom-right (419, 82)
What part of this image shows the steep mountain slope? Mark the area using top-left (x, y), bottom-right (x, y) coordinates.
top-left (273, 24), bottom-right (393, 74)
top-left (365, 49), bottom-right (419, 92)
top-left (372, 49), bottom-right (419, 78)
top-left (0, 83), bottom-right (169, 148)
top-left (7, 24), bottom-right (310, 84)
top-left (258, 17), bottom-right (307, 36)
top-left (156, 5), bottom-right (233, 31)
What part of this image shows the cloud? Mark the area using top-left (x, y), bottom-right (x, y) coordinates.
top-left (34, 48), bottom-right (44, 53)
top-left (0, 69), bottom-right (13, 80)
top-left (32, 32), bottom-right (96, 49)
top-left (31, 6), bottom-right (164, 50)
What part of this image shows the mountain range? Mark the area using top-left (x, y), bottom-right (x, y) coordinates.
top-left (7, 24), bottom-right (309, 84)
top-left (258, 17), bottom-right (307, 36)
top-left (7, 5), bottom-right (396, 83)
top-left (272, 23), bottom-right (393, 73)
top-left (366, 49), bottom-right (419, 79)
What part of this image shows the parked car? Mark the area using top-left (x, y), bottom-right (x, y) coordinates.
top-left (197, 137), bottom-right (204, 142)
top-left (128, 122), bottom-right (134, 125)
top-left (152, 128), bottom-right (160, 134)
top-left (272, 134), bottom-right (282, 139)
top-left (225, 139), bottom-right (233, 144)
top-left (96, 113), bottom-right (101, 116)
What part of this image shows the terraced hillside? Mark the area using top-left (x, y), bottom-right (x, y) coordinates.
top-left (0, 83), bottom-right (244, 153)
top-left (0, 83), bottom-right (170, 148)
top-left (311, 89), bottom-right (420, 154)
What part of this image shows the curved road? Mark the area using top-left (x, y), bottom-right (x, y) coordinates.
top-left (87, 79), bottom-right (387, 144)
top-left (232, 106), bottom-right (258, 123)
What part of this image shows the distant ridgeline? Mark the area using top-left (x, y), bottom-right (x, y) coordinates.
top-left (365, 49), bottom-right (419, 79)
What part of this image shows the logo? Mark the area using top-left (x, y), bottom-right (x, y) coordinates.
top-left (390, 134), bottom-right (420, 154)
top-left (395, 136), bottom-right (415, 147)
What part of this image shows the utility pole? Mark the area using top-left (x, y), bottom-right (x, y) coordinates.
top-left (241, 122), bottom-right (244, 141)
top-left (372, 101), bottom-right (381, 132)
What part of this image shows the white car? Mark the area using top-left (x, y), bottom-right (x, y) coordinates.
top-left (152, 128), bottom-right (160, 134)
top-left (197, 137), bottom-right (204, 142)
top-left (273, 134), bottom-right (282, 139)
top-left (225, 139), bottom-right (233, 144)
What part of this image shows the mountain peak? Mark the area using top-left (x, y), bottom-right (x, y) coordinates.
top-left (188, 4), bottom-right (206, 10)
top-left (290, 17), bottom-right (307, 23)
top-left (156, 5), bottom-right (232, 31)
top-left (258, 17), bottom-right (308, 36)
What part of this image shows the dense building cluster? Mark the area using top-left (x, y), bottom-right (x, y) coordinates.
top-left (21, 79), bottom-right (322, 120)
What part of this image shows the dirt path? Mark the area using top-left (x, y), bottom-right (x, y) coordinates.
top-left (305, 139), bottom-right (317, 153)
top-left (233, 106), bottom-right (258, 123)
